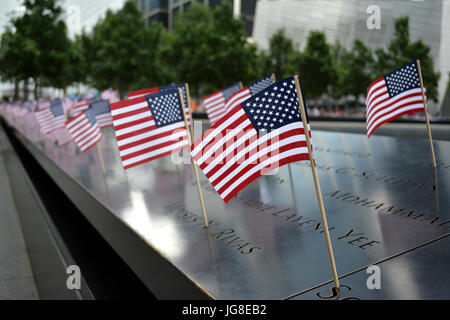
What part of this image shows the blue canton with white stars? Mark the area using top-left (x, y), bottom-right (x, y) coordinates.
top-left (50, 102), bottom-right (64, 117)
top-left (385, 61), bottom-right (421, 98)
top-left (242, 77), bottom-right (304, 134)
top-left (160, 84), bottom-right (188, 108)
top-left (145, 88), bottom-right (184, 128)
top-left (50, 98), bottom-right (61, 107)
top-left (222, 83), bottom-right (242, 100)
top-left (90, 100), bottom-right (111, 116)
top-left (85, 108), bottom-right (98, 125)
top-left (249, 75), bottom-right (274, 95)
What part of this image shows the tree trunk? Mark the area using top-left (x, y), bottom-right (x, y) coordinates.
top-left (39, 74), bottom-right (44, 98)
top-left (13, 79), bottom-right (19, 101)
top-left (34, 78), bottom-right (39, 100)
top-left (23, 79), bottom-right (29, 101)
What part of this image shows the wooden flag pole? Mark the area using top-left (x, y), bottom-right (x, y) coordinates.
top-left (97, 143), bottom-right (106, 174)
top-left (184, 83), bottom-right (195, 139)
top-left (294, 75), bottom-right (340, 290)
top-left (416, 59), bottom-right (437, 168)
top-left (239, 81), bottom-right (243, 90)
top-left (271, 73), bottom-right (276, 83)
top-left (178, 88), bottom-right (209, 228)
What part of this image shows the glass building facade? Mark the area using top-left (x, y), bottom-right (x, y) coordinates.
top-left (135, 0), bottom-right (257, 35)
top-left (253, 0), bottom-right (450, 114)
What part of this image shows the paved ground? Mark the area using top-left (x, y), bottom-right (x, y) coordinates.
top-left (0, 129), bottom-right (39, 299)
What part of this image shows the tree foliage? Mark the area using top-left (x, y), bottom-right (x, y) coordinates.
top-left (0, 3), bottom-right (442, 110)
top-left (260, 29), bottom-right (294, 81)
top-left (290, 31), bottom-right (338, 104)
top-left (85, 1), bottom-right (155, 98)
top-left (340, 39), bottom-right (374, 103)
top-left (167, 2), bottom-right (259, 96)
top-left (13, 0), bottom-right (71, 92)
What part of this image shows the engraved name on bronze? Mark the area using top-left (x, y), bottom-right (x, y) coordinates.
top-left (296, 163), bottom-right (429, 191)
top-left (325, 190), bottom-right (449, 227)
top-left (194, 182), bottom-right (382, 251)
top-left (165, 203), bottom-right (262, 255)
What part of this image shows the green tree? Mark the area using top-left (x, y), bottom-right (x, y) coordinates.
top-left (210, 2), bottom-right (259, 89)
top-left (290, 31), bottom-right (337, 107)
top-left (374, 16), bottom-right (440, 102)
top-left (168, 2), bottom-right (259, 97)
top-left (260, 29), bottom-right (295, 81)
top-left (87, 0), bottom-right (155, 98)
top-left (167, 3), bottom-right (215, 97)
top-left (327, 41), bottom-right (347, 109)
top-left (12, 0), bottom-right (71, 97)
top-left (0, 27), bottom-right (39, 100)
top-left (341, 39), bottom-right (374, 105)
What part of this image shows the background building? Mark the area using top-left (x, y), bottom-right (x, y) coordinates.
top-left (252, 0), bottom-right (450, 114)
top-left (135, 0), bottom-right (257, 35)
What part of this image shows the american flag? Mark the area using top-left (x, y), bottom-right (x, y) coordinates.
top-left (24, 105), bottom-right (40, 130)
top-left (35, 100), bottom-right (66, 136)
top-left (70, 99), bottom-right (90, 116)
top-left (129, 84), bottom-right (191, 123)
top-left (202, 83), bottom-right (242, 124)
top-left (191, 77), bottom-right (311, 203)
top-left (101, 88), bottom-right (120, 103)
top-left (128, 87), bottom-right (159, 99)
top-left (366, 61), bottom-right (425, 137)
top-left (222, 76), bottom-right (275, 117)
top-left (160, 84), bottom-right (191, 124)
top-left (89, 100), bottom-right (113, 128)
top-left (66, 108), bottom-right (102, 152)
top-left (110, 88), bottom-right (189, 170)
top-left (38, 98), bottom-right (51, 109)
top-left (53, 127), bottom-right (72, 146)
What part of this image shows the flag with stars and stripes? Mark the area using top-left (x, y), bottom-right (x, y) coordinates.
top-left (110, 88), bottom-right (189, 170)
top-left (191, 77), bottom-right (311, 203)
top-left (66, 108), bottom-right (102, 152)
top-left (101, 88), bottom-right (119, 103)
top-left (89, 100), bottom-right (113, 128)
top-left (128, 84), bottom-right (191, 124)
top-left (24, 105), bottom-right (40, 130)
top-left (70, 99), bottom-right (90, 116)
top-left (202, 83), bottom-right (242, 124)
top-left (160, 84), bottom-right (191, 124)
top-left (53, 127), bottom-right (72, 146)
top-left (35, 100), bottom-right (66, 137)
top-left (127, 87), bottom-right (159, 99)
top-left (222, 75), bottom-right (275, 119)
top-left (366, 61), bottom-right (425, 137)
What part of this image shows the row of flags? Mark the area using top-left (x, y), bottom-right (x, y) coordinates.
top-left (0, 60), bottom-right (435, 292)
top-left (0, 61), bottom-right (433, 187)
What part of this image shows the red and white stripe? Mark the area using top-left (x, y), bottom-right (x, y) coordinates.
top-left (203, 90), bottom-right (226, 124)
top-left (127, 87), bottom-right (159, 99)
top-left (101, 89), bottom-right (120, 103)
top-left (71, 100), bottom-right (90, 116)
top-left (191, 105), bottom-right (310, 203)
top-left (224, 87), bottom-right (251, 114)
top-left (66, 112), bottom-right (102, 152)
top-left (24, 110), bottom-right (40, 130)
top-left (110, 96), bottom-right (189, 170)
top-left (53, 127), bottom-right (72, 146)
top-left (95, 113), bottom-right (114, 128)
top-left (365, 77), bottom-right (425, 137)
top-left (35, 108), bottom-right (66, 135)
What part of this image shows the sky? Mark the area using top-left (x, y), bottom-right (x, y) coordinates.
top-left (0, 0), bottom-right (126, 37)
